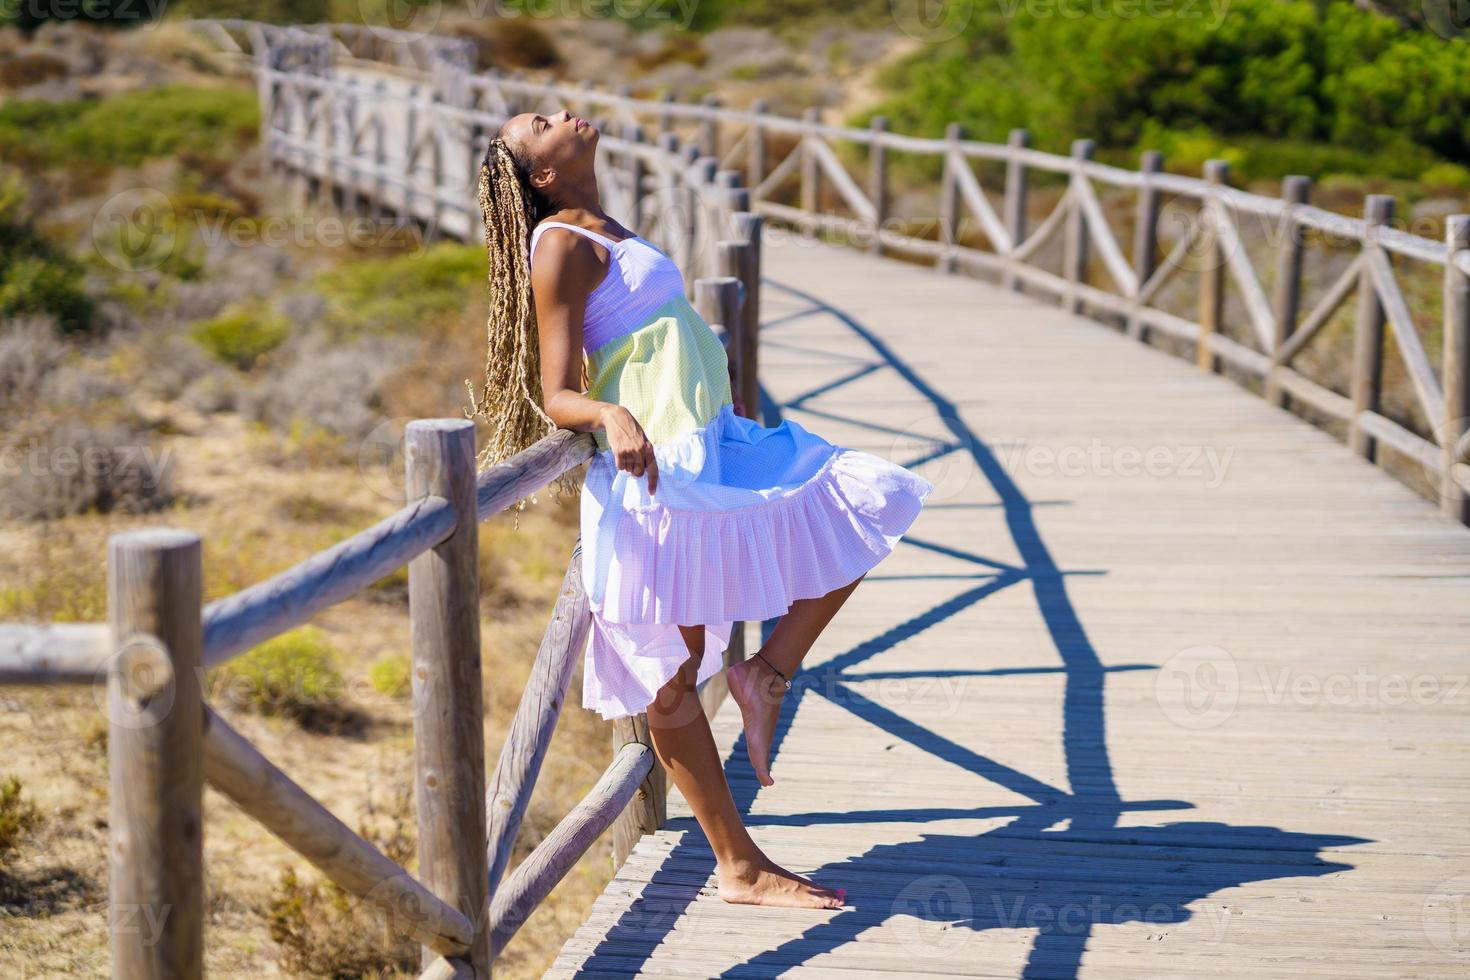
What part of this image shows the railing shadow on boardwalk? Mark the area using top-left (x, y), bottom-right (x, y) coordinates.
top-left (573, 279), bottom-right (1366, 977)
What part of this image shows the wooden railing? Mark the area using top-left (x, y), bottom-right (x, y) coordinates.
top-left (0, 23), bottom-right (767, 980)
top-left (186, 17), bottom-right (1470, 526)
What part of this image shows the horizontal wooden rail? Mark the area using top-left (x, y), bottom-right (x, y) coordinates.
top-left (0, 623), bottom-right (111, 683)
top-left (201, 493), bottom-right (457, 669)
top-left (202, 707), bottom-right (475, 956)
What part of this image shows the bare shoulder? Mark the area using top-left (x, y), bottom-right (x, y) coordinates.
top-left (530, 226), bottom-right (606, 301)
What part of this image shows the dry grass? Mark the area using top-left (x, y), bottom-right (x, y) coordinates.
top-left (0, 397), bottom-right (613, 977)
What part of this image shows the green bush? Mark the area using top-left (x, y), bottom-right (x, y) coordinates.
top-left (0, 86), bottom-right (259, 171)
top-left (209, 626), bottom-right (353, 731)
top-left (189, 303), bottom-right (291, 370)
top-left (0, 172), bottom-right (96, 334)
top-left (316, 241), bottom-right (486, 339)
top-left (367, 654), bottom-right (412, 701)
top-left (861, 0), bottom-right (1470, 180)
top-left (1421, 162), bottom-right (1470, 193)
top-left (0, 776), bottom-right (40, 867)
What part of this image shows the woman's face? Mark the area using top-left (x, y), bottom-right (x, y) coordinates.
top-left (501, 108), bottom-right (598, 193)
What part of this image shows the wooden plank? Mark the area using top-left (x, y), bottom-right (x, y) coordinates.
top-left (0, 623), bottom-right (111, 683)
top-left (202, 707), bottom-right (474, 956)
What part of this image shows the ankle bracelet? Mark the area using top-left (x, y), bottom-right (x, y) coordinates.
top-left (755, 650), bottom-right (791, 690)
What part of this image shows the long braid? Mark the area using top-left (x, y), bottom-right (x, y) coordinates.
top-left (463, 136), bottom-right (590, 526)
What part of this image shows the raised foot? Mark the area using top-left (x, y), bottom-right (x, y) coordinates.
top-left (718, 858), bottom-right (845, 910)
top-left (727, 653), bottom-right (787, 787)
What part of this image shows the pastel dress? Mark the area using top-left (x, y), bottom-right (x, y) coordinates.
top-left (527, 220), bottom-right (935, 721)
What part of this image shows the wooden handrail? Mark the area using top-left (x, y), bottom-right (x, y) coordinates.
top-left (9, 15), bottom-right (1468, 977)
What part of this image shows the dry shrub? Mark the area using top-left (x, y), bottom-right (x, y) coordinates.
top-left (0, 50), bottom-right (68, 88)
top-left (239, 329), bottom-right (414, 467)
top-left (207, 626), bottom-right (367, 736)
top-left (449, 16), bottom-right (560, 70)
top-left (1, 416), bottom-right (177, 521)
top-left (264, 782), bottom-right (419, 978)
top-left (0, 314), bottom-right (68, 413)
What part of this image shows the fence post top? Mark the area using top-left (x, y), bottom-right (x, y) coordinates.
top-left (407, 418), bottom-right (476, 435)
top-left (1448, 214), bottom-right (1470, 247)
top-left (109, 527), bottom-right (201, 552)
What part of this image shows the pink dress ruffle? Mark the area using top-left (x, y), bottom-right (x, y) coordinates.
top-left (579, 401), bottom-right (934, 720)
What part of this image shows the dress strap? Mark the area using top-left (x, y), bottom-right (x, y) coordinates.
top-left (529, 220), bottom-right (625, 268)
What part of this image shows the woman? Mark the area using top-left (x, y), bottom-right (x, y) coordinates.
top-left (466, 107), bottom-right (933, 910)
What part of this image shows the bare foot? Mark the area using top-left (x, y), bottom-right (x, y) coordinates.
top-left (718, 856), bottom-right (845, 909)
top-left (728, 652), bottom-right (787, 787)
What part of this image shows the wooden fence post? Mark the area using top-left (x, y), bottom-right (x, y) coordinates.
top-left (625, 122), bottom-right (647, 235)
top-left (406, 419), bottom-right (490, 976)
top-left (937, 122), bottom-right (964, 274)
top-left (1002, 128), bottom-right (1029, 292)
top-left (1350, 195), bottom-right (1395, 460)
top-left (698, 271), bottom-right (745, 407)
top-left (1063, 139), bottom-right (1095, 314)
top-left (718, 170), bottom-right (749, 217)
top-left (700, 93), bottom-right (720, 157)
top-left (747, 98), bottom-right (767, 191)
top-left (1266, 175), bottom-right (1312, 407)
top-left (610, 714), bottom-right (664, 872)
top-left (1127, 149), bottom-right (1163, 340)
top-left (107, 528), bottom-right (204, 980)
top-left (1196, 159), bottom-right (1230, 372)
top-left (800, 107), bottom-right (820, 215)
top-left (868, 115), bottom-right (888, 256)
top-left (1442, 215), bottom-right (1470, 525)
top-left (732, 212), bottom-right (764, 421)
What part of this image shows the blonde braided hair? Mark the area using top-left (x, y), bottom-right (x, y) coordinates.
top-left (463, 134), bottom-right (592, 524)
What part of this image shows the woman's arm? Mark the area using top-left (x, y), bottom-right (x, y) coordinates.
top-left (531, 230), bottom-right (660, 494)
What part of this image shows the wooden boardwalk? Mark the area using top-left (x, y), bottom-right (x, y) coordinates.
top-left (547, 232), bottom-right (1470, 977)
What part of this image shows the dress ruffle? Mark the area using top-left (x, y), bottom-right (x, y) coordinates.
top-left (579, 402), bottom-right (934, 721)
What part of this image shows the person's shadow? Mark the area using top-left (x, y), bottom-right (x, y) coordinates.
top-left (565, 281), bottom-right (1366, 976)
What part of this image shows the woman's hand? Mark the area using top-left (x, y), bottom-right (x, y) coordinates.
top-left (601, 405), bottom-right (659, 495)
